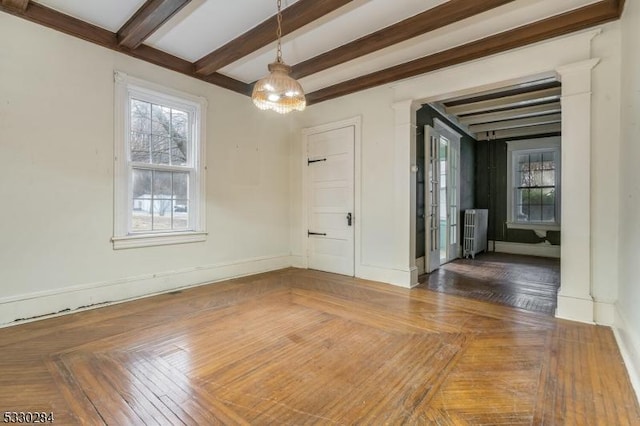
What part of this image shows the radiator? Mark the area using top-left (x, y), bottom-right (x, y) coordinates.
top-left (463, 209), bottom-right (488, 259)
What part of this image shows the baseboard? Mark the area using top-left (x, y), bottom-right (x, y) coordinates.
top-left (593, 300), bottom-right (615, 326)
top-left (289, 254), bottom-right (308, 269)
top-left (356, 264), bottom-right (416, 288)
top-left (490, 240), bottom-right (561, 258)
top-left (556, 294), bottom-right (595, 324)
top-left (613, 305), bottom-right (640, 404)
top-left (0, 254), bottom-right (294, 327)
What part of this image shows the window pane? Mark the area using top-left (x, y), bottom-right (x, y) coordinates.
top-left (153, 201), bottom-right (172, 230)
top-left (542, 170), bottom-right (555, 186)
top-left (131, 100), bottom-right (151, 133)
top-left (132, 202), bottom-right (152, 231)
top-left (171, 109), bottom-right (188, 166)
top-left (132, 169), bottom-right (152, 199)
top-left (173, 199), bottom-right (189, 230)
top-left (542, 205), bottom-right (555, 222)
top-left (131, 132), bottom-right (150, 162)
top-left (173, 172), bottom-right (189, 200)
top-left (529, 205), bottom-right (542, 222)
top-left (153, 171), bottom-right (172, 198)
top-left (542, 188), bottom-right (556, 205)
top-left (151, 135), bottom-right (171, 165)
top-left (151, 104), bottom-right (171, 137)
top-left (542, 151), bottom-right (555, 165)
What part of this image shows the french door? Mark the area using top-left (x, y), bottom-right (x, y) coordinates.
top-left (425, 124), bottom-right (460, 273)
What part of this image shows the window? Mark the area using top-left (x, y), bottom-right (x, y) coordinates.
top-left (507, 137), bottom-right (560, 231)
top-left (112, 71), bottom-right (207, 249)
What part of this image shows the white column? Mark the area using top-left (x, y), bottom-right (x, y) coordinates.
top-left (555, 58), bottom-right (600, 323)
top-left (392, 100), bottom-right (420, 287)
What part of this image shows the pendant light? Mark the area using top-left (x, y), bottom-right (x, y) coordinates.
top-left (251, 0), bottom-right (306, 114)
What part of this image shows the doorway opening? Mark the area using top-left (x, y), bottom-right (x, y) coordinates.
top-left (415, 78), bottom-right (562, 315)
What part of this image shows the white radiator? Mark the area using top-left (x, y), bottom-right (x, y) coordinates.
top-left (463, 209), bottom-right (488, 259)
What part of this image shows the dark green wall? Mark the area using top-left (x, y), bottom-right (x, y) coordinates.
top-left (416, 105), bottom-right (476, 258)
top-left (474, 134), bottom-right (561, 245)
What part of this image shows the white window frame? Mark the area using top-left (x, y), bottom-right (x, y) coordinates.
top-left (506, 136), bottom-right (561, 231)
top-left (112, 71), bottom-right (207, 249)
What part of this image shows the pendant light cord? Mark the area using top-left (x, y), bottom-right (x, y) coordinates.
top-left (276, 0), bottom-right (283, 63)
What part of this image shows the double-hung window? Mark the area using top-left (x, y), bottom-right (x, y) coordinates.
top-left (113, 71), bottom-right (207, 249)
top-left (507, 137), bottom-right (560, 231)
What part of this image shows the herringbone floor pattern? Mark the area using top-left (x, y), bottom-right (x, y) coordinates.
top-left (0, 268), bottom-right (637, 424)
top-left (423, 253), bottom-right (560, 315)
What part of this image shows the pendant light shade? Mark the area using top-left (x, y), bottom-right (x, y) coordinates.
top-left (251, 0), bottom-right (306, 114)
top-left (252, 62), bottom-right (306, 114)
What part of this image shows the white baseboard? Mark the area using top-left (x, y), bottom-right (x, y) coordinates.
top-left (490, 240), bottom-right (561, 258)
top-left (556, 294), bottom-right (595, 324)
top-left (613, 305), bottom-right (640, 404)
top-left (593, 300), bottom-right (615, 326)
top-left (0, 254), bottom-right (294, 327)
top-left (289, 254), bottom-right (308, 269)
top-left (356, 264), bottom-right (415, 288)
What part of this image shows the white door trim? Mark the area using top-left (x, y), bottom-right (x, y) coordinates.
top-left (301, 116), bottom-right (362, 276)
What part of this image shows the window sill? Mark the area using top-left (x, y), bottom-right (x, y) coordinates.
top-left (112, 231), bottom-right (207, 250)
top-left (506, 222), bottom-right (560, 232)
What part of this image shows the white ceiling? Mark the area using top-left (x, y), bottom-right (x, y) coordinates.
top-left (34, 0), bottom-right (602, 89)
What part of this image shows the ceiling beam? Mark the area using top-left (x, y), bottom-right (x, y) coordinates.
top-left (0, 2), bottom-right (251, 96)
top-left (475, 123), bottom-right (561, 141)
top-left (291, 0), bottom-right (516, 80)
top-left (468, 113), bottom-right (562, 133)
top-left (458, 102), bottom-right (562, 125)
top-left (194, 0), bottom-right (354, 76)
top-left (446, 87), bottom-right (561, 115)
top-left (1, 0), bottom-right (28, 12)
top-left (305, 0), bottom-right (622, 105)
top-left (117, 0), bottom-right (192, 50)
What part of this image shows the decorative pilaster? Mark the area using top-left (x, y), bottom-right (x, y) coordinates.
top-left (392, 100), bottom-right (420, 287)
top-left (555, 58), bottom-right (600, 323)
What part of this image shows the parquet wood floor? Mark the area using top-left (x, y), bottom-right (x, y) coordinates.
top-left (0, 268), bottom-right (637, 425)
top-left (422, 253), bottom-right (561, 315)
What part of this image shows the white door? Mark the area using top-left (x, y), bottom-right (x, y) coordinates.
top-left (306, 126), bottom-right (355, 276)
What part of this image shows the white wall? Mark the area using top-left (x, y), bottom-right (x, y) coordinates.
top-left (617, 0), bottom-right (640, 398)
top-left (0, 14), bottom-right (295, 325)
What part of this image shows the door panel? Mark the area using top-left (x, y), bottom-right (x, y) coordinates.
top-left (426, 127), bottom-right (440, 273)
top-left (307, 126), bottom-right (355, 276)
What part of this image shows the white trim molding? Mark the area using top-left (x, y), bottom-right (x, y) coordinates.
top-left (555, 58), bottom-right (600, 324)
top-left (393, 100), bottom-right (421, 287)
top-left (0, 254), bottom-right (295, 327)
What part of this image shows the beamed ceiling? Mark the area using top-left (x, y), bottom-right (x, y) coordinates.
top-left (0, 0), bottom-right (626, 106)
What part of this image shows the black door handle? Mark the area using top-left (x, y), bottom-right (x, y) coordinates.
top-left (347, 212), bottom-right (352, 226)
top-left (308, 231), bottom-right (327, 237)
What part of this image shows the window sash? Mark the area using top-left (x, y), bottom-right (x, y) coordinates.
top-left (113, 71), bottom-right (207, 249)
top-left (507, 143), bottom-right (560, 227)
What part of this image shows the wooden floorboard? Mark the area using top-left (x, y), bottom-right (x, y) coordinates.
top-left (0, 268), bottom-right (637, 425)
top-left (421, 252), bottom-right (561, 315)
